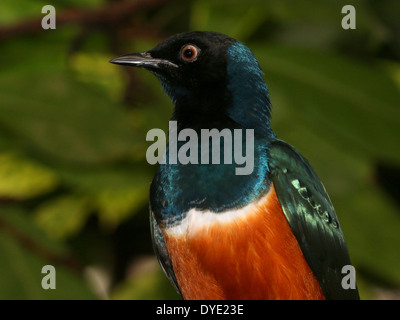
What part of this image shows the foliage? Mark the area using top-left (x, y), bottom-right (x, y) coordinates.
top-left (0, 0), bottom-right (399, 299)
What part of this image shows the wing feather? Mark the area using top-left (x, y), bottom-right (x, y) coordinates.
top-left (269, 140), bottom-right (359, 300)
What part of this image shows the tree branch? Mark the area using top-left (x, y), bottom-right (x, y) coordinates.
top-left (0, 0), bottom-right (174, 41)
top-left (0, 215), bottom-right (82, 273)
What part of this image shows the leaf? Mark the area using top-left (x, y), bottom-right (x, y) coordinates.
top-left (340, 184), bottom-right (400, 286)
top-left (57, 165), bottom-right (153, 229)
top-left (70, 52), bottom-right (125, 102)
top-left (0, 28), bottom-right (142, 165)
top-left (0, 152), bottom-right (58, 200)
top-left (0, 70), bottom-right (139, 165)
top-left (34, 195), bottom-right (92, 240)
top-left (33, 163), bottom-right (153, 235)
top-left (95, 186), bottom-right (149, 229)
top-left (0, 0), bottom-right (49, 25)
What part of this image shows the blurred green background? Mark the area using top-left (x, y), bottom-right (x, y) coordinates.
top-left (0, 0), bottom-right (399, 300)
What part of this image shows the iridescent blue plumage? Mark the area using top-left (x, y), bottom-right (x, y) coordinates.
top-left (226, 41), bottom-right (273, 136)
top-left (150, 138), bottom-right (271, 226)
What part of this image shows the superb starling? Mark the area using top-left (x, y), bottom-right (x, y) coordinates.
top-left (111, 31), bottom-right (359, 300)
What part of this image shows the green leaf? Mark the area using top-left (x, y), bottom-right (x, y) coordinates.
top-left (57, 165), bottom-right (153, 229)
top-left (70, 52), bottom-right (125, 102)
top-left (0, 70), bottom-right (139, 165)
top-left (0, 0), bottom-right (49, 25)
top-left (34, 195), bottom-right (92, 240)
top-left (95, 185), bottom-right (149, 229)
top-left (0, 28), bottom-right (141, 165)
top-left (0, 152), bottom-right (58, 200)
top-left (338, 184), bottom-right (400, 286)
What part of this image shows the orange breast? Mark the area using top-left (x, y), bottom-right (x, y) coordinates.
top-left (163, 184), bottom-right (325, 300)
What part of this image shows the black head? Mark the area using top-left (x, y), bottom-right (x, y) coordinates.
top-left (112, 32), bottom-right (233, 82)
top-left (111, 31), bottom-right (273, 134)
top-left (111, 32), bottom-right (234, 105)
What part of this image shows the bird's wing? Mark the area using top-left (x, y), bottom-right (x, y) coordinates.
top-left (150, 209), bottom-right (182, 297)
top-left (268, 139), bottom-right (359, 300)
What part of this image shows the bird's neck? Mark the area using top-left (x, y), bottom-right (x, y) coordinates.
top-left (169, 87), bottom-right (274, 142)
top-left (225, 41), bottom-right (274, 139)
top-left (152, 87), bottom-right (275, 224)
top-left (170, 84), bottom-right (231, 129)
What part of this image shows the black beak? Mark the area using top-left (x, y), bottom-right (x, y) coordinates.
top-left (110, 52), bottom-right (178, 69)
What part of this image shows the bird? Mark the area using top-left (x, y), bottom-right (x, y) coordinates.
top-left (110, 31), bottom-right (360, 300)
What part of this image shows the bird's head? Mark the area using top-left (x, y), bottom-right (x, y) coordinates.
top-left (111, 31), bottom-right (273, 135)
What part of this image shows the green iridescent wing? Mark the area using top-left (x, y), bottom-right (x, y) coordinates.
top-left (269, 139), bottom-right (359, 300)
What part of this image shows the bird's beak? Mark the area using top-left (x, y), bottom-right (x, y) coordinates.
top-left (110, 52), bottom-right (178, 69)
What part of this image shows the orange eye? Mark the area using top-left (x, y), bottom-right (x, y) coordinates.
top-left (180, 44), bottom-right (199, 62)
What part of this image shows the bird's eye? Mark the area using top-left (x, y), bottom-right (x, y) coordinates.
top-left (180, 44), bottom-right (199, 62)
